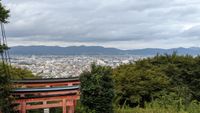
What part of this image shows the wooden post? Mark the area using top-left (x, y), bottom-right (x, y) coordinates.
top-left (67, 99), bottom-right (74, 113)
top-left (62, 99), bottom-right (66, 113)
top-left (68, 106), bottom-right (74, 113)
top-left (74, 100), bottom-right (77, 108)
top-left (21, 101), bottom-right (26, 113)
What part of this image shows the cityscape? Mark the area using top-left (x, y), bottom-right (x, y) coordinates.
top-left (11, 55), bottom-right (146, 78)
top-left (1, 0), bottom-right (200, 113)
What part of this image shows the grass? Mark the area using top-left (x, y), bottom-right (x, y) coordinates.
top-left (114, 100), bottom-right (200, 113)
top-left (115, 107), bottom-right (187, 113)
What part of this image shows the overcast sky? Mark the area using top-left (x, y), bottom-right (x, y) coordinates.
top-left (2, 0), bottom-right (200, 49)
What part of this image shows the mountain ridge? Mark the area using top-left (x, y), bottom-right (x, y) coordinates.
top-left (9, 46), bottom-right (200, 56)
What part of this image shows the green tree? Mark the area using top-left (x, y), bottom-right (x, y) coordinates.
top-left (10, 66), bottom-right (37, 79)
top-left (113, 53), bottom-right (200, 109)
top-left (0, 64), bottom-right (37, 113)
top-left (149, 53), bottom-right (199, 102)
top-left (79, 64), bottom-right (114, 113)
top-left (0, 64), bottom-right (15, 113)
top-left (113, 62), bottom-right (169, 107)
top-left (0, 1), bottom-right (11, 112)
top-left (0, 1), bottom-right (9, 23)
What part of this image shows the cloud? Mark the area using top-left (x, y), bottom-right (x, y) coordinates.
top-left (2, 0), bottom-right (200, 49)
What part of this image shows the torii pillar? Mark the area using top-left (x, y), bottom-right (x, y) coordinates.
top-left (62, 99), bottom-right (67, 113)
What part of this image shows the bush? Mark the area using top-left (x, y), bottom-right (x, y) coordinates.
top-left (79, 64), bottom-right (114, 113)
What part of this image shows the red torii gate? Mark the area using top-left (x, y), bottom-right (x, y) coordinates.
top-left (12, 77), bottom-right (80, 88)
top-left (11, 77), bottom-right (80, 113)
top-left (15, 94), bottom-right (79, 113)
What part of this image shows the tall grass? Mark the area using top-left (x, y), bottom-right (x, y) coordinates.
top-left (115, 100), bottom-right (200, 113)
top-left (115, 107), bottom-right (186, 113)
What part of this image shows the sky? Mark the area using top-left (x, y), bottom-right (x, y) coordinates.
top-left (2, 0), bottom-right (200, 49)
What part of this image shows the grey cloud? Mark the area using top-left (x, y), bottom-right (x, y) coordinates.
top-left (182, 25), bottom-right (200, 38)
top-left (2, 0), bottom-right (200, 49)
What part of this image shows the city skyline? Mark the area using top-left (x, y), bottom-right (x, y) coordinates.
top-left (3, 0), bottom-right (200, 49)
top-left (11, 55), bottom-right (142, 78)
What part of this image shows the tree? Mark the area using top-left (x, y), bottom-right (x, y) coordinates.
top-left (0, 64), bottom-right (37, 113)
top-left (0, 1), bottom-right (11, 113)
top-left (10, 66), bottom-right (37, 79)
top-left (113, 53), bottom-right (200, 109)
top-left (0, 1), bottom-right (9, 23)
top-left (0, 64), bottom-right (15, 113)
top-left (79, 64), bottom-right (114, 113)
top-left (113, 62), bottom-right (170, 107)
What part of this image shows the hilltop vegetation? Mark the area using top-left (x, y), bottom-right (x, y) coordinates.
top-left (113, 53), bottom-right (200, 113)
top-left (113, 53), bottom-right (200, 107)
top-left (78, 53), bottom-right (200, 113)
top-left (0, 63), bottom-right (38, 113)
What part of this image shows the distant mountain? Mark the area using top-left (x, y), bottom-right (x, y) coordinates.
top-left (126, 47), bottom-right (200, 55)
top-left (9, 46), bottom-right (123, 55)
top-left (9, 46), bottom-right (200, 56)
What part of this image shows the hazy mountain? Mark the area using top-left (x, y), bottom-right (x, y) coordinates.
top-left (126, 47), bottom-right (200, 55)
top-left (9, 46), bottom-right (123, 55)
top-left (9, 46), bottom-right (200, 56)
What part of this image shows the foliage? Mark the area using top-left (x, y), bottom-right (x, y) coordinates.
top-left (0, 1), bottom-right (11, 112)
top-left (149, 54), bottom-right (200, 102)
top-left (0, 63), bottom-right (37, 80)
top-left (75, 101), bottom-right (96, 113)
top-left (10, 66), bottom-right (37, 79)
top-left (49, 107), bottom-right (62, 113)
top-left (0, 1), bottom-right (9, 23)
top-left (27, 109), bottom-right (43, 113)
top-left (0, 64), bottom-right (14, 113)
top-left (115, 95), bottom-right (200, 113)
top-left (113, 59), bottom-right (170, 107)
top-left (115, 106), bottom-right (187, 113)
top-left (113, 53), bottom-right (200, 108)
top-left (187, 100), bottom-right (200, 113)
top-left (79, 64), bottom-right (114, 113)
top-left (0, 83), bottom-right (15, 113)
top-left (0, 64), bottom-right (37, 113)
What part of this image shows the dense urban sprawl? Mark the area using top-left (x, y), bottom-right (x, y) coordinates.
top-left (11, 55), bottom-right (146, 78)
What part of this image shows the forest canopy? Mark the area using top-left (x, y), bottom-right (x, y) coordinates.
top-left (113, 53), bottom-right (200, 110)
